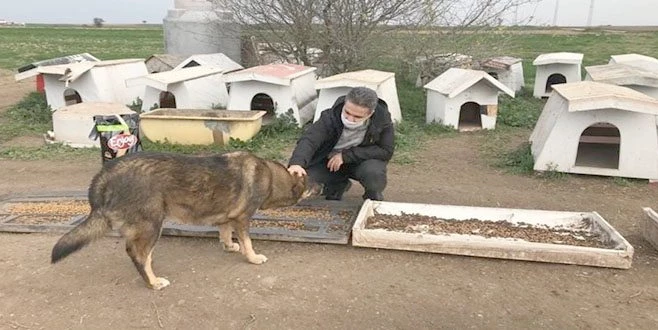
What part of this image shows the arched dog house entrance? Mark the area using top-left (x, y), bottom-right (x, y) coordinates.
top-left (63, 88), bottom-right (82, 106)
top-left (545, 73), bottom-right (567, 94)
top-left (458, 102), bottom-right (483, 131)
top-left (159, 91), bottom-right (177, 108)
top-left (250, 93), bottom-right (275, 122)
top-left (575, 122), bottom-right (620, 169)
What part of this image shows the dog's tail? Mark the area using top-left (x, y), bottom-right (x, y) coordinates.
top-left (51, 211), bottom-right (110, 263)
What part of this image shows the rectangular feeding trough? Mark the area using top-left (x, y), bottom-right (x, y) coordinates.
top-left (352, 200), bottom-right (633, 269)
top-left (642, 207), bottom-right (658, 251)
top-left (0, 194), bottom-right (359, 245)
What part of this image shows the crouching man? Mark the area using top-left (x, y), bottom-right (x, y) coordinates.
top-left (287, 87), bottom-right (394, 201)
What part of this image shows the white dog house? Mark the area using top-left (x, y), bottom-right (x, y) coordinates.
top-left (423, 68), bottom-right (514, 131)
top-left (49, 102), bottom-right (136, 148)
top-left (126, 66), bottom-right (234, 112)
top-left (609, 53), bottom-right (658, 66)
top-left (223, 63), bottom-right (318, 126)
top-left (174, 53), bottom-right (243, 71)
top-left (479, 56), bottom-right (525, 92)
top-left (313, 69), bottom-right (402, 123)
top-left (585, 63), bottom-right (658, 99)
top-left (530, 81), bottom-right (658, 180)
top-left (15, 59), bottom-right (148, 111)
top-left (533, 52), bottom-right (583, 98)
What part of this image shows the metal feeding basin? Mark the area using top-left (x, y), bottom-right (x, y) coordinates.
top-left (0, 193), bottom-right (360, 245)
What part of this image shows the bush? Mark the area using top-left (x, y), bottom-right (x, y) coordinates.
top-left (6, 92), bottom-right (51, 124)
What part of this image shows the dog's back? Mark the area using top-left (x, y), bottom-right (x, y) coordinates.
top-left (88, 151), bottom-right (273, 225)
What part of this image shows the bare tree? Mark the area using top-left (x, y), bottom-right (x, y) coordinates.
top-left (216, 0), bottom-right (537, 76)
top-left (403, 0), bottom-right (539, 85)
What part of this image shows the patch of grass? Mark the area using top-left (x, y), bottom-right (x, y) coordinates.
top-left (390, 79), bottom-right (456, 164)
top-left (497, 90), bottom-right (545, 129)
top-left (1, 92), bottom-right (51, 143)
top-left (610, 176), bottom-right (643, 187)
top-left (540, 163), bottom-right (568, 180)
top-left (497, 142), bottom-right (535, 174)
top-left (0, 143), bottom-right (98, 161)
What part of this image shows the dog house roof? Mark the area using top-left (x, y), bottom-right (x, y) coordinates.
top-left (126, 66), bottom-right (227, 90)
top-left (146, 54), bottom-right (187, 68)
top-left (553, 81), bottom-right (658, 115)
top-left (314, 69), bottom-right (394, 90)
top-left (15, 53), bottom-right (100, 80)
top-left (423, 68), bottom-right (514, 98)
top-left (480, 56), bottom-right (522, 70)
top-left (610, 53), bottom-right (658, 66)
top-left (15, 59), bottom-right (144, 82)
top-left (223, 63), bottom-right (317, 86)
top-left (586, 63), bottom-right (658, 88)
top-left (533, 52), bottom-right (584, 66)
top-left (173, 53), bottom-right (243, 72)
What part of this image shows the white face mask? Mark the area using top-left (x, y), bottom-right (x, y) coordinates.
top-left (341, 113), bottom-right (364, 128)
top-left (341, 112), bottom-right (371, 129)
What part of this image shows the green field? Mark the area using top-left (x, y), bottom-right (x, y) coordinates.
top-left (0, 26), bottom-right (163, 70)
top-left (1, 26), bottom-right (658, 167)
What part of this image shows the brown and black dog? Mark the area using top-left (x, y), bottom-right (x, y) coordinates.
top-left (51, 151), bottom-right (320, 290)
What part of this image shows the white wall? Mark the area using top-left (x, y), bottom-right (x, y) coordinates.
top-left (141, 87), bottom-right (162, 111)
top-left (426, 91), bottom-right (447, 125)
top-left (534, 109), bottom-right (658, 179)
top-left (42, 63), bottom-right (147, 110)
top-left (102, 62), bottom-right (148, 105)
top-left (534, 63), bottom-right (582, 98)
top-left (314, 87), bottom-right (351, 122)
top-left (487, 62), bottom-right (525, 93)
top-left (290, 73), bottom-right (319, 125)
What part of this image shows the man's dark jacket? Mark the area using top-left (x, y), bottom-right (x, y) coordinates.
top-left (288, 95), bottom-right (395, 168)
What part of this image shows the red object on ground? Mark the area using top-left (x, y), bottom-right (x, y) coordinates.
top-left (36, 74), bottom-right (45, 93)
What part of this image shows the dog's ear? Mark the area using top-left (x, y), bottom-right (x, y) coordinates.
top-left (291, 173), bottom-right (307, 197)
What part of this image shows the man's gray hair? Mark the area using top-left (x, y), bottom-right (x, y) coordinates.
top-left (345, 87), bottom-right (378, 113)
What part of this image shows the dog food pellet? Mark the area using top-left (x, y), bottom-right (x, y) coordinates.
top-left (9, 214), bottom-right (75, 225)
top-left (367, 212), bottom-right (609, 249)
top-left (251, 220), bottom-right (306, 230)
top-left (257, 207), bottom-right (333, 220)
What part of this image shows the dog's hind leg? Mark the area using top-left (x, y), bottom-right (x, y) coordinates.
top-left (219, 222), bottom-right (239, 252)
top-left (122, 221), bottom-right (170, 290)
top-left (233, 217), bottom-right (267, 264)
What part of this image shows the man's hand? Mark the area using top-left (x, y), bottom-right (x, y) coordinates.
top-left (327, 153), bottom-right (344, 172)
top-left (288, 165), bottom-right (307, 177)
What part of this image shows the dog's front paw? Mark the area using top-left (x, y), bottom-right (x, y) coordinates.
top-left (150, 277), bottom-right (171, 290)
top-left (247, 254), bottom-right (268, 264)
top-left (223, 242), bottom-right (240, 252)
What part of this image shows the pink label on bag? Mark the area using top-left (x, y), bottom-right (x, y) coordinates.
top-left (107, 134), bottom-right (137, 150)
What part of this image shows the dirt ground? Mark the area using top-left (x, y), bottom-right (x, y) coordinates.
top-left (1, 71), bottom-right (657, 329)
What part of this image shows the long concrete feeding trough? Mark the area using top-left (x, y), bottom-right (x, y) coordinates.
top-left (352, 200), bottom-right (633, 269)
top-left (641, 207), bottom-right (658, 252)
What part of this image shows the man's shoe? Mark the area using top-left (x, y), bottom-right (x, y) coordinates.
top-left (363, 190), bottom-right (384, 201)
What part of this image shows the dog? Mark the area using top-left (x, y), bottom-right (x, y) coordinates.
top-left (51, 151), bottom-right (320, 290)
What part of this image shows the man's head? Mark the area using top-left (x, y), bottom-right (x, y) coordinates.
top-left (342, 87), bottom-right (378, 125)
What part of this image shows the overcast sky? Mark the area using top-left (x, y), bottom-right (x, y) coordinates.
top-left (0, 0), bottom-right (656, 26)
